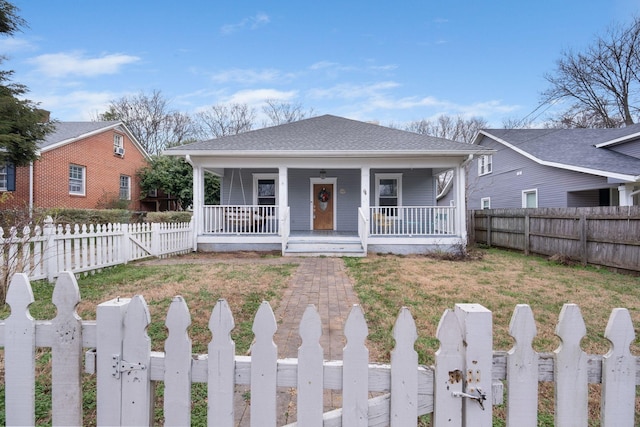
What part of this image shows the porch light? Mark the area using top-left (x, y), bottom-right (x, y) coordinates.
top-left (320, 169), bottom-right (326, 179)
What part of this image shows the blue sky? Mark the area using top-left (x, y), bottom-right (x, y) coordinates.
top-left (4, 1), bottom-right (639, 127)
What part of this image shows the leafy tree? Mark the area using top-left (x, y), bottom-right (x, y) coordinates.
top-left (0, 1), bottom-right (53, 167)
top-left (542, 17), bottom-right (640, 128)
top-left (137, 156), bottom-right (219, 210)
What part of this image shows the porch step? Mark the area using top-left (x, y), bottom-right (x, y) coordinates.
top-left (284, 239), bottom-right (366, 257)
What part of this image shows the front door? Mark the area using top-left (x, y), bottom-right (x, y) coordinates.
top-left (313, 183), bottom-right (334, 230)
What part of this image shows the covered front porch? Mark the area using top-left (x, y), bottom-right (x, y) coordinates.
top-left (167, 115), bottom-right (489, 256)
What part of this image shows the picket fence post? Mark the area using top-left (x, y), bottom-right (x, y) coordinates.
top-left (164, 295), bottom-right (192, 426)
top-left (96, 295), bottom-right (131, 425)
top-left (51, 272), bottom-right (83, 426)
top-left (43, 216), bottom-right (57, 282)
top-left (151, 222), bottom-right (161, 257)
top-left (433, 309), bottom-right (463, 427)
top-left (4, 273), bottom-right (36, 426)
top-left (121, 223), bottom-right (130, 264)
top-left (342, 304), bottom-right (369, 426)
top-left (297, 304), bottom-right (324, 427)
top-left (208, 298), bottom-right (236, 427)
top-left (554, 304), bottom-right (588, 426)
top-left (250, 301), bottom-right (278, 426)
top-left (391, 307), bottom-right (419, 427)
top-left (601, 308), bottom-right (636, 425)
top-left (455, 303), bottom-right (493, 427)
top-left (506, 304), bottom-right (538, 427)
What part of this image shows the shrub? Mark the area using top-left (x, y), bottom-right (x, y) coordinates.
top-left (145, 211), bottom-right (192, 223)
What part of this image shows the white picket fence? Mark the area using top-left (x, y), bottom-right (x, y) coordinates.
top-left (0, 216), bottom-right (193, 282)
top-left (1, 273), bottom-right (638, 426)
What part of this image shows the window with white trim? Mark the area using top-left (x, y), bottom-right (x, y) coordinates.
top-left (253, 174), bottom-right (278, 206)
top-left (119, 175), bottom-right (131, 200)
top-left (481, 197), bottom-right (491, 209)
top-left (522, 189), bottom-right (538, 208)
top-left (375, 173), bottom-right (402, 213)
top-left (478, 155), bottom-right (493, 176)
top-left (69, 164), bottom-right (86, 195)
top-left (0, 163), bottom-right (7, 191)
top-left (114, 133), bottom-right (125, 156)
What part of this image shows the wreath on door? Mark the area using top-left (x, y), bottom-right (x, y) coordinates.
top-left (318, 188), bottom-right (330, 202)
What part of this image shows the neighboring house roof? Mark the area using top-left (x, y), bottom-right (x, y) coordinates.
top-left (166, 114), bottom-right (492, 157)
top-left (41, 121), bottom-right (150, 159)
top-left (475, 125), bottom-right (640, 182)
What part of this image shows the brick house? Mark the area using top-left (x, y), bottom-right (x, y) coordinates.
top-left (1, 121), bottom-right (152, 211)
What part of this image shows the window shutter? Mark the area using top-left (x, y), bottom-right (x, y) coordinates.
top-left (6, 162), bottom-right (15, 191)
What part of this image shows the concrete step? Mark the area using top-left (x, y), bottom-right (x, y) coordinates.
top-left (284, 240), bottom-right (365, 257)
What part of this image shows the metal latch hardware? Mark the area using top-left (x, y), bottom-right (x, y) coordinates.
top-left (452, 387), bottom-right (487, 410)
top-left (111, 354), bottom-right (147, 379)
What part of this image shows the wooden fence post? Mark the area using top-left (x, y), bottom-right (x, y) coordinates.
top-left (208, 299), bottom-right (236, 427)
top-left (121, 223), bottom-right (130, 264)
top-left (579, 213), bottom-right (588, 266)
top-left (297, 305), bottom-right (324, 427)
top-left (391, 307), bottom-right (418, 427)
top-left (523, 212), bottom-right (530, 255)
top-left (342, 305), bottom-right (369, 426)
top-left (455, 304), bottom-right (493, 427)
top-left (486, 213), bottom-right (492, 247)
top-left (96, 296), bottom-right (130, 426)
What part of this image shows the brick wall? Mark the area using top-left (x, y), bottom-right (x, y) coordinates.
top-left (1, 127), bottom-right (150, 211)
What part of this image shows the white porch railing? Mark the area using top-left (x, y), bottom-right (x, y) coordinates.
top-left (203, 205), bottom-right (280, 234)
top-left (370, 206), bottom-right (456, 235)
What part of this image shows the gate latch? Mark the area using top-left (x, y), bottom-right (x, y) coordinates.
top-left (111, 354), bottom-right (146, 379)
top-left (452, 387), bottom-right (486, 410)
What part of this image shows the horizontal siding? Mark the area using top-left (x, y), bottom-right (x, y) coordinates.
top-left (469, 136), bottom-right (619, 209)
top-left (221, 168), bottom-right (436, 232)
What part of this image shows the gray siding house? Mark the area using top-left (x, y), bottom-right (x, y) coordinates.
top-left (468, 126), bottom-right (640, 209)
top-left (166, 115), bottom-right (491, 256)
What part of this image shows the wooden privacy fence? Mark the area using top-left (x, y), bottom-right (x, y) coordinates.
top-left (2, 273), bottom-right (639, 426)
top-left (0, 216), bottom-right (193, 282)
top-left (469, 206), bottom-right (640, 272)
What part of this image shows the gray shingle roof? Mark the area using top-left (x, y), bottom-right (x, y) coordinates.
top-left (481, 125), bottom-right (640, 178)
top-left (41, 121), bottom-right (121, 149)
top-left (166, 114), bottom-right (485, 154)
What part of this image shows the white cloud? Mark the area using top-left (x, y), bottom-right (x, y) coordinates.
top-left (210, 68), bottom-right (286, 84)
top-left (0, 37), bottom-right (35, 53)
top-left (308, 81), bottom-right (401, 100)
top-left (224, 88), bottom-right (297, 105)
top-left (27, 51), bottom-right (140, 78)
top-left (221, 13), bottom-right (270, 35)
top-left (36, 90), bottom-right (117, 121)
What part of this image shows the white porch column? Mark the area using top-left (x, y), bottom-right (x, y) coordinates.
top-left (361, 166), bottom-right (370, 218)
top-left (455, 164), bottom-right (467, 243)
top-left (191, 161), bottom-right (204, 245)
top-left (618, 184), bottom-right (633, 206)
top-left (278, 166), bottom-right (288, 229)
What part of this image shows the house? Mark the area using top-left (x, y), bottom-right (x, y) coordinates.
top-left (0, 121), bottom-right (151, 212)
top-left (468, 125), bottom-right (640, 209)
top-left (165, 114), bottom-right (492, 256)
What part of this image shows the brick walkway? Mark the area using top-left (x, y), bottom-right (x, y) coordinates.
top-left (234, 257), bottom-right (360, 426)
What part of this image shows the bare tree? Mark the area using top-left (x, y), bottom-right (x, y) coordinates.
top-left (194, 103), bottom-right (256, 139)
top-left (542, 16), bottom-right (640, 127)
top-left (262, 99), bottom-right (315, 126)
top-left (97, 90), bottom-right (196, 154)
top-left (403, 115), bottom-right (488, 196)
top-left (404, 115), bottom-right (487, 143)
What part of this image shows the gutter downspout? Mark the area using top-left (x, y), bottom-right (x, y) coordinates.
top-left (29, 161), bottom-right (34, 217)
